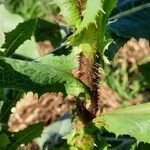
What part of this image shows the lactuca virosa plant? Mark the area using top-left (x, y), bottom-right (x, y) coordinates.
top-left (0, 0), bottom-right (150, 149)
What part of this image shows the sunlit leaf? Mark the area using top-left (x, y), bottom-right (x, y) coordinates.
top-left (0, 4), bottom-right (23, 32)
top-left (2, 19), bottom-right (37, 56)
top-left (0, 54), bottom-right (89, 98)
top-left (0, 27), bottom-right (5, 48)
top-left (94, 102), bottom-right (150, 143)
top-left (53, 0), bottom-right (81, 28)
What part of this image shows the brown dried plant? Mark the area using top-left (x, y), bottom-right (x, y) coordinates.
top-left (98, 83), bottom-right (122, 114)
top-left (8, 92), bottom-right (75, 132)
top-left (117, 38), bottom-right (150, 65)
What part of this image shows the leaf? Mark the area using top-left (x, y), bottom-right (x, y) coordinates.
top-left (101, 0), bottom-right (117, 30)
top-left (66, 122), bottom-right (108, 149)
top-left (37, 47), bottom-right (80, 73)
top-left (2, 19), bottom-right (37, 56)
top-left (96, 0), bottom-right (117, 51)
top-left (68, 0), bottom-right (116, 87)
top-left (66, 130), bottom-right (95, 150)
top-left (0, 133), bottom-right (10, 149)
top-left (69, 0), bottom-right (103, 45)
top-left (15, 37), bottom-right (40, 59)
top-left (70, 0), bottom-right (117, 51)
top-left (0, 54), bottom-right (89, 98)
top-left (9, 123), bottom-right (43, 150)
top-left (74, 0), bottom-right (103, 35)
top-left (93, 102), bottom-right (150, 143)
top-left (0, 90), bottom-right (22, 124)
top-left (0, 4), bottom-right (23, 32)
top-left (34, 19), bottom-right (62, 48)
top-left (138, 62), bottom-right (150, 88)
top-left (0, 88), bottom-right (4, 100)
top-left (69, 0), bottom-right (105, 80)
top-left (0, 26), bottom-right (5, 48)
top-left (53, 0), bottom-right (81, 28)
top-left (135, 142), bottom-right (150, 150)
top-left (4, 0), bottom-right (51, 19)
top-left (109, 1), bottom-right (150, 38)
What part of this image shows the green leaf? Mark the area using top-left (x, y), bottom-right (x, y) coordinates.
top-left (69, 0), bottom-right (103, 45)
top-left (0, 90), bottom-right (22, 124)
top-left (70, 0), bottom-right (117, 52)
top-left (34, 19), bottom-right (62, 48)
top-left (66, 123), bottom-right (108, 149)
top-left (37, 47), bottom-right (80, 72)
top-left (15, 37), bottom-right (40, 59)
top-left (66, 130), bottom-right (95, 150)
top-left (94, 102), bottom-right (150, 143)
top-left (0, 88), bottom-right (4, 100)
top-left (53, 0), bottom-right (81, 28)
top-left (108, 1), bottom-right (150, 39)
top-left (0, 4), bottom-right (23, 32)
top-left (101, 0), bottom-right (117, 29)
top-left (2, 19), bottom-right (37, 57)
top-left (135, 142), bottom-right (150, 150)
top-left (96, 0), bottom-right (117, 52)
top-left (68, 0), bottom-right (104, 87)
top-left (74, 0), bottom-right (103, 35)
top-left (0, 27), bottom-right (5, 48)
top-left (0, 54), bottom-right (89, 98)
top-left (9, 123), bottom-right (43, 150)
top-left (138, 62), bottom-right (150, 88)
top-left (0, 133), bottom-right (10, 149)
top-left (4, 0), bottom-right (50, 19)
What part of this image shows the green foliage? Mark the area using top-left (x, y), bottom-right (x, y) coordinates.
top-left (0, 88), bottom-right (4, 100)
top-left (94, 102), bottom-right (150, 143)
top-left (9, 123), bottom-right (44, 150)
top-left (53, 0), bottom-right (81, 28)
top-left (103, 62), bottom-right (142, 101)
top-left (97, 0), bottom-right (117, 52)
top-left (74, 0), bottom-right (103, 35)
top-left (0, 0), bottom-right (150, 149)
top-left (0, 134), bottom-right (10, 150)
top-left (66, 123), bottom-right (108, 150)
top-left (0, 28), bottom-right (5, 48)
top-left (1, 17), bottom-right (62, 57)
top-left (34, 19), bottom-right (62, 48)
top-left (139, 62), bottom-right (150, 88)
top-left (0, 90), bottom-right (22, 124)
top-left (0, 4), bottom-right (23, 32)
top-left (66, 130), bottom-right (95, 149)
top-left (15, 37), bottom-right (40, 59)
top-left (70, 0), bottom-right (117, 52)
top-left (134, 142), bottom-right (150, 150)
top-left (2, 19), bottom-right (37, 56)
top-left (37, 48), bottom-right (79, 72)
top-left (109, 1), bottom-right (150, 39)
top-left (0, 54), bottom-right (89, 97)
top-left (4, 0), bottom-right (52, 19)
